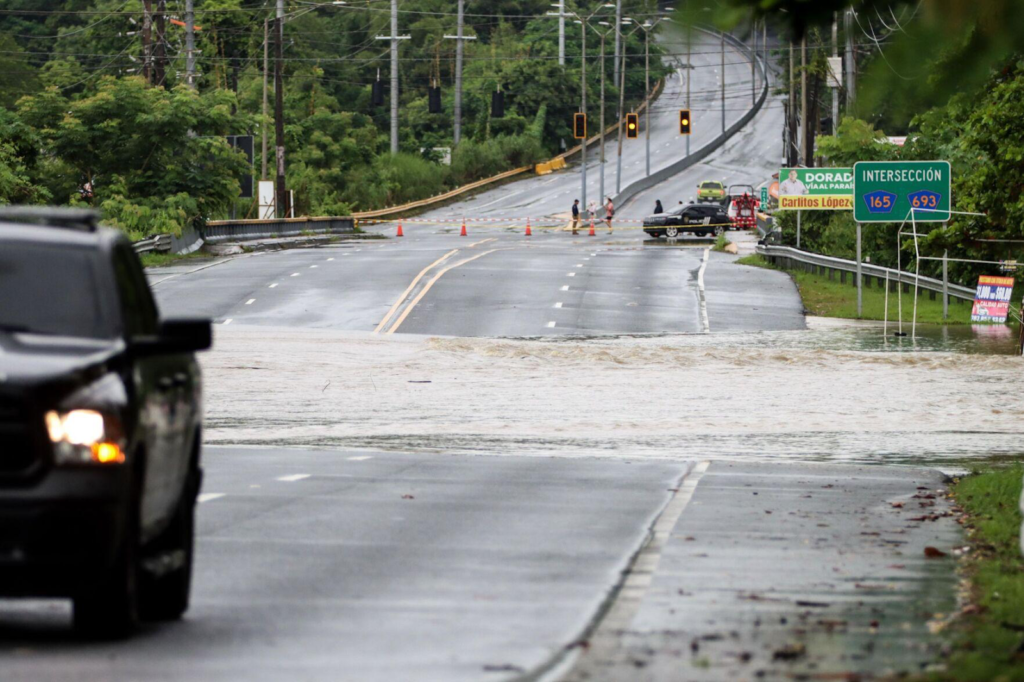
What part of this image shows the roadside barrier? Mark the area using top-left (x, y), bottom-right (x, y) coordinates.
top-left (756, 243), bottom-right (976, 302)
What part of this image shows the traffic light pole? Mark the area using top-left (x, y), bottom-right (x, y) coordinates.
top-left (580, 22), bottom-right (587, 210)
top-left (644, 26), bottom-right (650, 177)
top-left (599, 31), bottom-right (607, 204)
top-left (615, 44), bottom-right (626, 194)
top-left (274, 0), bottom-right (287, 217)
top-left (686, 36), bottom-right (690, 159)
top-left (444, 1), bottom-right (475, 146)
top-left (720, 32), bottom-right (726, 133)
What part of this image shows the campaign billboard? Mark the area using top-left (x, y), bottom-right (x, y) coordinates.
top-left (777, 168), bottom-right (853, 210)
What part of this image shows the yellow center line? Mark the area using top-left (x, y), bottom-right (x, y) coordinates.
top-left (467, 237), bottom-right (497, 248)
top-left (387, 249), bottom-right (503, 335)
top-left (373, 248), bottom-right (460, 334)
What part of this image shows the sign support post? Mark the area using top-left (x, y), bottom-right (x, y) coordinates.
top-left (856, 223), bottom-right (862, 318)
top-left (796, 210), bottom-right (801, 249)
top-left (942, 248), bottom-right (948, 320)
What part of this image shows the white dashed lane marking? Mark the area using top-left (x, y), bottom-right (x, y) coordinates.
top-left (561, 285), bottom-right (570, 291)
top-left (277, 474), bottom-right (311, 482)
top-left (291, 273), bottom-right (300, 277)
top-left (269, 283), bottom-right (278, 288)
top-left (546, 321), bottom-right (557, 328)
top-left (347, 456), bottom-right (373, 462)
top-left (567, 272), bottom-right (576, 277)
top-left (198, 493), bottom-right (225, 503)
top-left (554, 302), bottom-right (563, 308)
top-left (245, 299), bottom-right (255, 305)
top-left (222, 319), bottom-right (232, 325)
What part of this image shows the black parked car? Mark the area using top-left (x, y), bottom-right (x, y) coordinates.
top-left (0, 207), bottom-right (211, 637)
top-left (643, 203), bottom-right (732, 239)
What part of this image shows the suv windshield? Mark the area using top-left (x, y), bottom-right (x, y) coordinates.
top-left (0, 242), bottom-right (113, 339)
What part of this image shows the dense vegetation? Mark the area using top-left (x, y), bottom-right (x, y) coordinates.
top-left (0, 0), bottom-right (667, 236)
top-left (695, 0), bottom-right (1024, 287)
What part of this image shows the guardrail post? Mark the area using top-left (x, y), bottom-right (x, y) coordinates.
top-left (942, 249), bottom-right (949, 321)
top-left (856, 222), bottom-right (863, 318)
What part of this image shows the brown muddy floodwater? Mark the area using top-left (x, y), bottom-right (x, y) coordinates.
top-left (202, 324), bottom-right (1024, 468)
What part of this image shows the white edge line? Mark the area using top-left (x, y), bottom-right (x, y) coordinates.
top-left (198, 493), bottom-right (225, 503)
top-left (277, 474), bottom-right (311, 482)
top-left (697, 247), bottom-right (711, 333)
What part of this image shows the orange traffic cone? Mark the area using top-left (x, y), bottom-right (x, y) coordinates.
top-left (396, 220), bottom-right (404, 237)
top-left (588, 218), bottom-right (596, 236)
top-left (525, 217), bottom-right (532, 237)
top-left (460, 219), bottom-right (467, 237)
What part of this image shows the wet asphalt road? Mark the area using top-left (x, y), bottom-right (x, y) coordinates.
top-left (0, 448), bottom-right (687, 682)
top-left (150, 233), bottom-right (804, 336)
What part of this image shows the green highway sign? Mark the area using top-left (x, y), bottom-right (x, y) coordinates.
top-left (853, 161), bottom-right (951, 223)
top-left (760, 186), bottom-right (768, 207)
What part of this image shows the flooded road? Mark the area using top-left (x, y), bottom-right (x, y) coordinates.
top-left (202, 324), bottom-right (1024, 469)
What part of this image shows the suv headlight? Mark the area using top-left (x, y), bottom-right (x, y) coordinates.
top-left (45, 409), bottom-right (125, 465)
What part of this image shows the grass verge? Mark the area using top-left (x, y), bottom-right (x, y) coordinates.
top-left (924, 466), bottom-right (1024, 681)
top-left (139, 250), bottom-right (212, 268)
top-left (735, 254), bottom-right (976, 325)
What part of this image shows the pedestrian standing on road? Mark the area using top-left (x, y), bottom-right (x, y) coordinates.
top-left (654, 200), bottom-right (664, 214)
top-left (571, 199), bottom-right (580, 235)
top-left (587, 200), bottom-right (599, 222)
top-left (604, 197), bottom-right (614, 233)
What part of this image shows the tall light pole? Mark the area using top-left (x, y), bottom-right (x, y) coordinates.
top-left (720, 31), bottom-right (726, 133)
top-left (613, 0), bottom-right (622, 86)
top-left (635, 18), bottom-right (665, 179)
top-left (563, 5), bottom-right (615, 211)
top-left (275, 0), bottom-right (286, 217)
top-left (615, 19), bottom-right (641, 194)
top-left (591, 21), bottom-right (615, 203)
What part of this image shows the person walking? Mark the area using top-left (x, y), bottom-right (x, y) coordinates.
top-left (571, 199), bottom-right (580, 235)
top-left (604, 197), bottom-right (614, 233)
top-left (654, 199), bottom-right (664, 214)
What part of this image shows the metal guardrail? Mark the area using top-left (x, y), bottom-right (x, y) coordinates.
top-left (203, 216), bottom-right (355, 244)
top-left (133, 233), bottom-right (172, 254)
top-left (756, 243), bottom-right (976, 302)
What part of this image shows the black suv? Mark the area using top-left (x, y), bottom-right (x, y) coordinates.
top-left (643, 203), bottom-right (732, 239)
top-left (0, 207), bottom-right (211, 636)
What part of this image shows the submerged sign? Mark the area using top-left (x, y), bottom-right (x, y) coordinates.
top-left (971, 275), bottom-right (1015, 323)
top-left (777, 168), bottom-right (853, 210)
top-left (853, 161), bottom-right (951, 222)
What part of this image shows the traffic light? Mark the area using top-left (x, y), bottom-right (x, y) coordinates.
top-left (371, 80), bottom-right (384, 107)
top-left (626, 113), bottom-right (639, 139)
top-left (491, 90), bottom-right (505, 118)
top-left (679, 109), bottom-right (691, 135)
top-left (428, 85), bottom-right (442, 114)
top-left (573, 113), bottom-right (587, 140)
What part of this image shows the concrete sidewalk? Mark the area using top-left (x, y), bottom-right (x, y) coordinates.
top-left (565, 461), bottom-right (961, 681)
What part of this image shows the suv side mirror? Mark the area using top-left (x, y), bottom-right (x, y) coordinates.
top-left (160, 318), bottom-right (212, 352)
top-left (134, 318), bottom-right (212, 355)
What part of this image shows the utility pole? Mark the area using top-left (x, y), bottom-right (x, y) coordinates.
top-left (376, 1), bottom-right (410, 154)
top-left (613, 0), bottom-right (621, 87)
top-left (153, 0), bottom-right (166, 86)
top-left (845, 8), bottom-right (856, 110)
top-left (184, 0), bottom-right (196, 88)
top-left (800, 34), bottom-right (808, 164)
top-left (274, 0), bottom-right (287, 217)
top-left (444, 0), bottom-right (471, 145)
top-left (788, 41), bottom-right (795, 165)
top-left (390, 0), bottom-right (399, 154)
top-left (141, 0), bottom-right (152, 83)
top-left (751, 15), bottom-right (756, 104)
top-left (720, 32), bottom-right (726, 133)
top-left (262, 18), bottom-right (269, 180)
top-left (832, 12), bottom-right (839, 134)
top-left (558, 0), bottom-right (565, 66)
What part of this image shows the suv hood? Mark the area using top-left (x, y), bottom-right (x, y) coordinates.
top-left (0, 332), bottom-right (122, 388)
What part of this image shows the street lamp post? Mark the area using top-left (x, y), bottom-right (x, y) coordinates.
top-left (591, 22), bottom-right (615, 204)
top-left (634, 18), bottom-right (665, 179)
top-left (558, 5), bottom-right (615, 212)
top-left (615, 19), bottom-right (642, 195)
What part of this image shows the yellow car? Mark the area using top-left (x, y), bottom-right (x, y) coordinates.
top-left (696, 180), bottom-right (727, 203)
